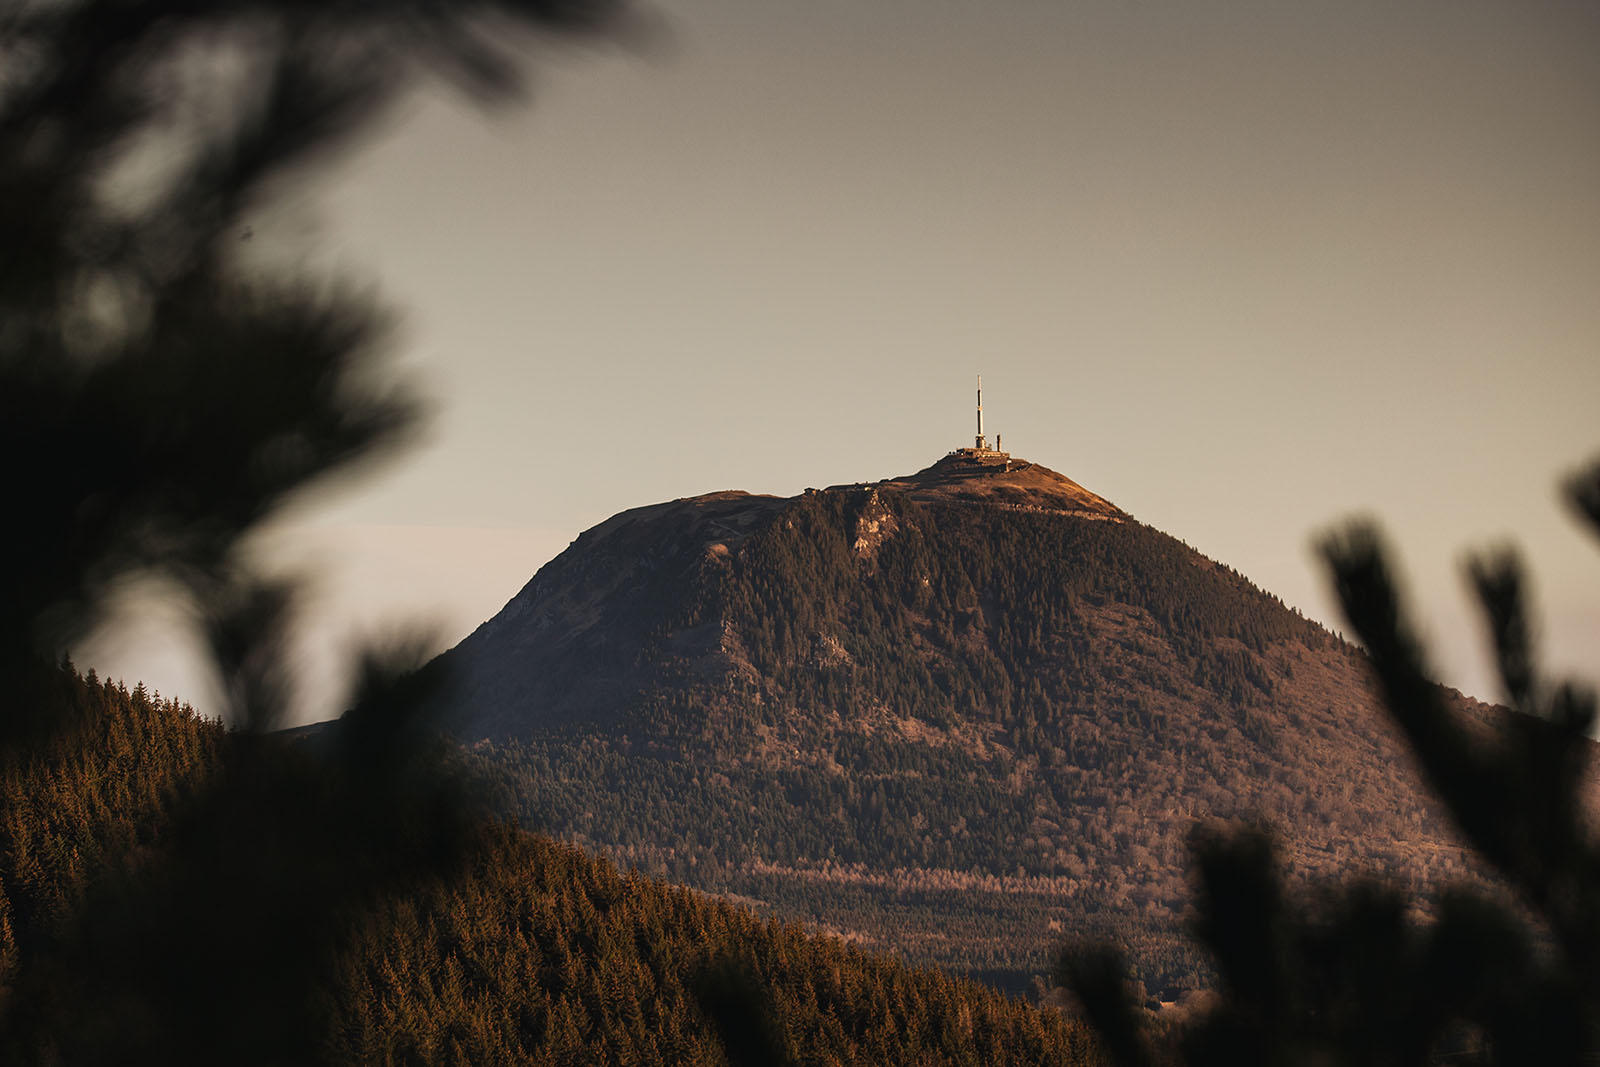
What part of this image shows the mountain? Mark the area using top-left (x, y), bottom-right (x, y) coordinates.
top-left (430, 448), bottom-right (1509, 999)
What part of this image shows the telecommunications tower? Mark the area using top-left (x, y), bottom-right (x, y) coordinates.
top-left (976, 375), bottom-right (988, 450)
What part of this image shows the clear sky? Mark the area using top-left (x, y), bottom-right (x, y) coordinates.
top-left (81, 0), bottom-right (1600, 724)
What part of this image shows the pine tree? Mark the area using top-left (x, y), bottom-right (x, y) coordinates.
top-left (0, 0), bottom-right (627, 1059)
top-left (1063, 455), bottom-right (1600, 1066)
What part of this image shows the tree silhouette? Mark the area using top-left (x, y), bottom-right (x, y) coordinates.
top-left (0, 0), bottom-right (632, 1059)
top-left (0, 0), bottom-right (641, 717)
top-left (1063, 456), bottom-right (1600, 1066)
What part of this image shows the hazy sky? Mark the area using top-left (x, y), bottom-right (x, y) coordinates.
top-left (82, 0), bottom-right (1600, 724)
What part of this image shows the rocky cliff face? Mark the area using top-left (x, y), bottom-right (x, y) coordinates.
top-left (429, 452), bottom-right (1517, 996)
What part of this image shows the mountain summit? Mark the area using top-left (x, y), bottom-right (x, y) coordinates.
top-left (430, 446), bottom-right (1500, 996)
top-left (868, 377), bottom-right (1120, 518)
top-left (871, 451), bottom-right (1123, 519)
top-left (434, 447), bottom-right (1120, 737)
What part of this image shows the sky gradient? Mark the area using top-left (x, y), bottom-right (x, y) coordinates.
top-left (81, 0), bottom-right (1600, 724)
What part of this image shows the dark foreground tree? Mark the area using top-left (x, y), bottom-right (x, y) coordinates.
top-left (0, 0), bottom-right (633, 1060)
top-left (1063, 456), bottom-right (1600, 1066)
top-left (0, 0), bottom-right (635, 718)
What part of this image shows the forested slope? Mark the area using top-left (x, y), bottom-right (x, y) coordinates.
top-left (0, 660), bottom-right (1095, 1065)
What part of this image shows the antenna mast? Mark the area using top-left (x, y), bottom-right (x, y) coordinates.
top-left (975, 374), bottom-right (987, 450)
